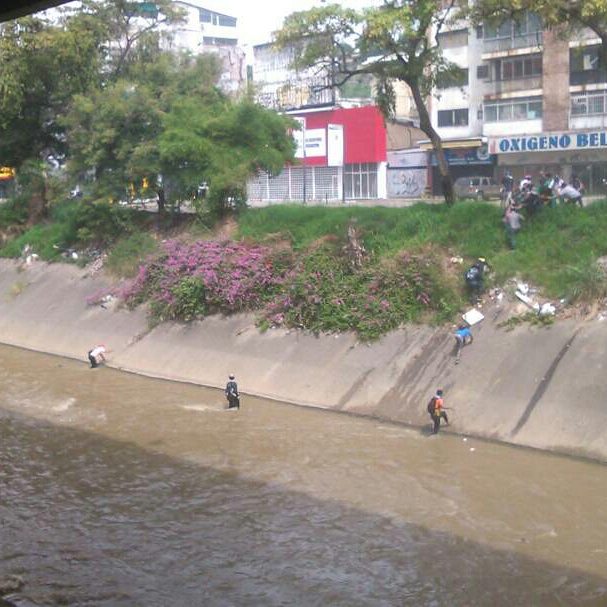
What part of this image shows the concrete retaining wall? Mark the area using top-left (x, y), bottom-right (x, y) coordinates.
top-left (0, 259), bottom-right (606, 461)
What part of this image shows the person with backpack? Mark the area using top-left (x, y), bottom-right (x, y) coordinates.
top-left (225, 374), bottom-right (240, 410)
top-left (464, 258), bottom-right (490, 303)
top-left (427, 389), bottom-right (449, 434)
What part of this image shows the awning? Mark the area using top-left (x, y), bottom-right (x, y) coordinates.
top-left (418, 137), bottom-right (486, 151)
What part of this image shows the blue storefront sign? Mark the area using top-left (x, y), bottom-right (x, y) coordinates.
top-left (430, 146), bottom-right (496, 166)
top-left (489, 131), bottom-right (607, 154)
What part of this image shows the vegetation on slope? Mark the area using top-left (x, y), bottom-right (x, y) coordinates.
top-left (2, 200), bottom-right (607, 340)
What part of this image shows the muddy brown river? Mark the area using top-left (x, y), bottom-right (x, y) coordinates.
top-left (1, 344), bottom-right (606, 606)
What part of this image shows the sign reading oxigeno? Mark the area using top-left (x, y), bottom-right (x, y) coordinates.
top-left (490, 131), bottom-right (607, 154)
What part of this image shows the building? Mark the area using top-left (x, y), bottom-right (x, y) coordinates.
top-left (162, 1), bottom-right (246, 93)
top-left (248, 105), bottom-right (390, 203)
top-left (428, 9), bottom-right (607, 194)
top-left (247, 38), bottom-right (424, 203)
top-left (252, 42), bottom-right (335, 111)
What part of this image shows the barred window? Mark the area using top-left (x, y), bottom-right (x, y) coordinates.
top-left (484, 97), bottom-right (542, 122)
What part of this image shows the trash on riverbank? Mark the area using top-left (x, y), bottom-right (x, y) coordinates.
top-left (462, 308), bottom-right (484, 326)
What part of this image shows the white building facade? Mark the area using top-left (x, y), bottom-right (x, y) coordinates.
top-left (428, 6), bottom-right (607, 194)
top-left (163, 1), bottom-right (246, 94)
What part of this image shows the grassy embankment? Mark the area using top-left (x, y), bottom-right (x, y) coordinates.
top-left (2, 199), bottom-right (607, 339)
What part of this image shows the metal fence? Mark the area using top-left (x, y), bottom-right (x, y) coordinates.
top-left (247, 166), bottom-right (340, 203)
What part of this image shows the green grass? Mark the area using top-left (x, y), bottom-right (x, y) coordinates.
top-left (104, 232), bottom-right (159, 277)
top-left (238, 201), bottom-right (607, 303)
top-left (238, 202), bottom-right (502, 256)
top-left (0, 223), bottom-right (68, 260)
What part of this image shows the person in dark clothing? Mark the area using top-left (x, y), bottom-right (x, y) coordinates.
top-left (464, 258), bottom-right (490, 303)
top-left (427, 389), bottom-right (449, 434)
top-left (225, 374), bottom-right (240, 409)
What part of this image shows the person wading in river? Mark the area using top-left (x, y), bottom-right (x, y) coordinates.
top-left (427, 389), bottom-right (449, 434)
top-left (225, 374), bottom-right (240, 410)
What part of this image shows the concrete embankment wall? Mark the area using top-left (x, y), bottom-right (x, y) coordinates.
top-left (0, 259), bottom-right (606, 462)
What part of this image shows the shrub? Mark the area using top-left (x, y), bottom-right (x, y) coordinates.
top-left (262, 245), bottom-right (459, 340)
top-left (121, 233), bottom-right (460, 340)
top-left (122, 239), bottom-right (286, 322)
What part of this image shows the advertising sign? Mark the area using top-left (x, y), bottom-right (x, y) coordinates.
top-left (489, 131), bottom-right (607, 154)
top-left (293, 127), bottom-right (327, 159)
top-left (327, 124), bottom-right (344, 167)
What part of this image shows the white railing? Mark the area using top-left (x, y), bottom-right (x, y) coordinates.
top-left (483, 32), bottom-right (543, 53)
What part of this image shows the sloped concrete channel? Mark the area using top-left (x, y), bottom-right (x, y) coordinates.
top-left (0, 259), bottom-right (606, 462)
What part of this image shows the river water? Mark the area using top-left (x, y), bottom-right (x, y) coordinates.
top-left (1, 345), bottom-right (606, 606)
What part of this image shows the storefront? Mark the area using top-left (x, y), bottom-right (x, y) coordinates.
top-left (488, 131), bottom-right (607, 194)
top-left (247, 106), bottom-right (388, 203)
top-left (420, 138), bottom-right (496, 195)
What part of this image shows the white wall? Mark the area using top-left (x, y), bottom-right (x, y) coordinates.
top-left (482, 119), bottom-right (543, 136)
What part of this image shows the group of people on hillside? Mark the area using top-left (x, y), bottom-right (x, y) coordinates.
top-left (500, 171), bottom-right (584, 250)
top-left (501, 171), bottom-right (584, 212)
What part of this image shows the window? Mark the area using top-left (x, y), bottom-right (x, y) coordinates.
top-left (345, 163), bottom-right (378, 199)
top-left (437, 29), bottom-right (468, 49)
top-left (570, 46), bottom-right (601, 72)
top-left (484, 97), bottom-right (542, 122)
top-left (483, 13), bottom-right (541, 40)
top-left (203, 37), bottom-right (237, 46)
top-left (436, 68), bottom-right (469, 89)
top-left (477, 65), bottom-right (489, 79)
top-left (218, 15), bottom-right (237, 27)
top-left (497, 55), bottom-right (542, 80)
top-left (570, 46), bottom-right (606, 85)
top-left (200, 9), bottom-right (236, 27)
top-left (437, 108), bottom-right (469, 127)
top-left (571, 92), bottom-right (607, 116)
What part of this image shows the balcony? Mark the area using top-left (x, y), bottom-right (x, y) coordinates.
top-left (570, 70), bottom-right (607, 86)
top-left (484, 75), bottom-right (543, 98)
top-left (482, 32), bottom-right (543, 57)
top-left (570, 90), bottom-right (607, 129)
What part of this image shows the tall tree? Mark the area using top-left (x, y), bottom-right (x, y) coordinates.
top-left (64, 53), bottom-right (297, 217)
top-left (467, 0), bottom-right (607, 72)
top-left (159, 97), bottom-right (298, 216)
top-left (75, 0), bottom-right (186, 81)
top-left (275, 1), bottom-right (461, 205)
top-left (0, 0), bottom-right (183, 221)
top-left (0, 15), bottom-right (101, 168)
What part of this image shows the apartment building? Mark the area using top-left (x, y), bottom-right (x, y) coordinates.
top-left (163, 1), bottom-right (246, 93)
top-left (430, 11), bottom-right (607, 194)
top-left (252, 42), bottom-right (336, 112)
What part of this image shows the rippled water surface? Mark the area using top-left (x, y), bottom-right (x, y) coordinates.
top-left (1, 345), bottom-right (606, 606)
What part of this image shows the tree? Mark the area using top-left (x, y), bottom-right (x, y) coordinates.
top-left (64, 52), bottom-right (297, 218)
top-left (74, 0), bottom-right (186, 81)
top-left (0, 15), bottom-right (101, 169)
top-left (159, 97), bottom-right (297, 217)
top-left (275, 1), bottom-right (461, 205)
top-left (467, 1), bottom-right (607, 73)
top-left (0, 1), bottom-right (183, 222)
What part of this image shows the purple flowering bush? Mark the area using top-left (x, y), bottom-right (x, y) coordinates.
top-left (119, 238), bottom-right (459, 339)
top-left (122, 239), bottom-right (288, 322)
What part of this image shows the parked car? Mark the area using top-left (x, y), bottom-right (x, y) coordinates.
top-left (454, 176), bottom-right (501, 200)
